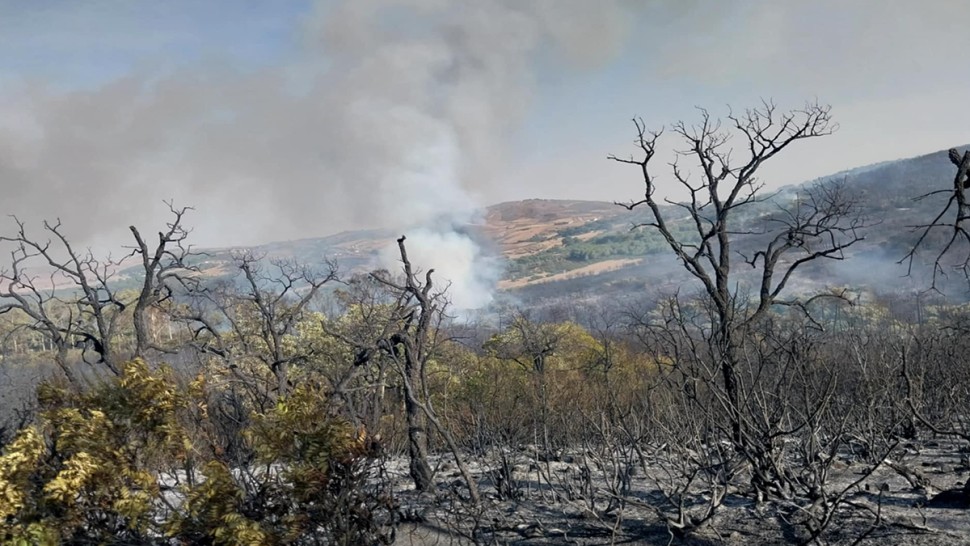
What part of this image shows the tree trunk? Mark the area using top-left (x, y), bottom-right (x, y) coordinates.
top-left (54, 345), bottom-right (81, 387)
top-left (722, 356), bottom-right (743, 448)
top-left (132, 294), bottom-right (151, 359)
top-left (405, 356), bottom-right (434, 492)
top-left (273, 361), bottom-right (290, 398)
top-left (720, 324), bottom-right (744, 449)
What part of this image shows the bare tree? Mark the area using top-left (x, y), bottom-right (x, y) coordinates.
top-left (0, 243), bottom-right (81, 384)
top-left (337, 236), bottom-right (479, 501)
top-left (0, 219), bottom-right (128, 380)
top-left (127, 202), bottom-right (198, 359)
top-left (371, 236), bottom-right (446, 494)
top-left (0, 204), bottom-right (199, 385)
top-left (185, 253), bottom-right (337, 400)
top-left (321, 273), bottom-right (400, 435)
top-left (901, 147), bottom-right (970, 288)
top-left (610, 101), bottom-right (866, 448)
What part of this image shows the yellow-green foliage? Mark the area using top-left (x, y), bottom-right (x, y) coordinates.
top-left (426, 339), bottom-right (478, 403)
top-left (164, 461), bottom-right (267, 546)
top-left (249, 383), bottom-right (359, 468)
top-left (0, 427), bottom-right (46, 523)
top-left (447, 320), bottom-right (669, 446)
top-left (282, 311), bottom-right (347, 372)
top-left (249, 385), bottom-right (365, 528)
top-left (168, 383), bottom-right (371, 545)
top-left (0, 360), bottom-right (382, 545)
top-left (454, 354), bottom-right (534, 441)
top-left (0, 360), bottom-right (185, 543)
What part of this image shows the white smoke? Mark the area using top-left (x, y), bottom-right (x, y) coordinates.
top-left (379, 228), bottom-right (496, 310)
top-left (325, 0), bottom-right (631, 309)
top-left (373, 122), bottom-right (493, 310)
top-left (0, 1), bottom-right (631, 307)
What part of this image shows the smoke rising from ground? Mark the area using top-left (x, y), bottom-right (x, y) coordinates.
top-left (378, 228), bottom-right (498, 310)
top-left (0, 0), bottom-right (629, 307)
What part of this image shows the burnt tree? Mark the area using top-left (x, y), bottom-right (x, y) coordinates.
top-left (610, 101), bottom-right (865, 449)
top-left (0, 204), bottom-right (199, 383)
top-left (901, 147), bottom-right (970, 288)
top-left (186, 253), bottom-right (337, 401)
top-left (127, 202), bottom-right (197, 359)
top-left (360, 236), bottom-right (479, 501)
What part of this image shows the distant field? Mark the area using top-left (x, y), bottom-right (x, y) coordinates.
top-left (498, 257), bottom-right (642, 289)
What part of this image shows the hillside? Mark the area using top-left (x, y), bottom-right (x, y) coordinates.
top-left (184, 145), bottom-right (970, 306)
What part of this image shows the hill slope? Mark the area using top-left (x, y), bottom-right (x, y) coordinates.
top-left (190, 145), bottom-right (970, 306)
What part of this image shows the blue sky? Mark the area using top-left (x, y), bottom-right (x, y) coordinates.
top-left (0, 1), bottom-right (968, 248)
top-left (0, 1), bottom-right (307, 87)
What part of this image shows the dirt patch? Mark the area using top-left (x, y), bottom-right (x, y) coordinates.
top-left (481, 200), bottom-right (622, 259)
top-left (499, 259), bottom-right (642, 289)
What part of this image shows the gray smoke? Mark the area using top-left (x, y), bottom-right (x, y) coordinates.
top-left (0, 0), bottom-right (630, 308)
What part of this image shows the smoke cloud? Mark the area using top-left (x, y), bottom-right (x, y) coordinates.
top-left (0, 0), bottom-right (630, 308)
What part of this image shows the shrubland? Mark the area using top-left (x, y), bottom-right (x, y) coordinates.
top-left (2, 103), bottom-right (970, 544)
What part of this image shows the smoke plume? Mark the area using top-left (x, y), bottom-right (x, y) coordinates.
top-left (0, 0), bottom-right (630, 308)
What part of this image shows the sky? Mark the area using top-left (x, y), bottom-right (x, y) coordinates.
top-left (1, 0), bottom-right (969, 252)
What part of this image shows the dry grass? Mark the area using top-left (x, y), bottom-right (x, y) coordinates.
top-left (498, 258), bottom-right (642, 289)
